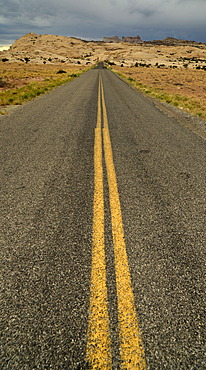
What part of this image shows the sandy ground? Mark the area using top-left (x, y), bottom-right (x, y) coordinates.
top-left (0, 62), bottom-right (85, 91)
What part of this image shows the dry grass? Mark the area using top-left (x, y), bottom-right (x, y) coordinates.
top-left (112, 65), bottom-right (206, 121)
top-left (0, 62), bottom-right (86, 113)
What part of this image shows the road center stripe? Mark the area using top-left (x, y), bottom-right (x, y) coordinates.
top-left (86, 75), bottom-right (112, 368)
top-left (101, 76), bottom-right (146, 369)
top-left (87, 72), bottom-right (146, 368)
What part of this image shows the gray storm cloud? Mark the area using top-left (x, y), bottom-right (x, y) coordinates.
top-left (0, 0), bottom-right (206, 45)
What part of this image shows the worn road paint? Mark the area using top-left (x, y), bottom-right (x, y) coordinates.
top-left (101, 78), bottom-right (146, 369)
top-left (86, 76), bottom-right (112, 369)
top-left (87, 72), bottom-right (146, 368)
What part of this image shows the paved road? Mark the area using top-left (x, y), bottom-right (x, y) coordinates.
top-left (1, 65), bottom-right (205, 369)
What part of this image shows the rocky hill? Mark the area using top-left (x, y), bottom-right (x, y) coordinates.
top-left (145, 37), bottom-right (204, 47)
top-left (1, 33), bottom-right (206, 69)
top-left (1, 33), bottom-right (96, 65)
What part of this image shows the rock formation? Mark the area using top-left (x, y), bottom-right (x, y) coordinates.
top-left (122, 36), bottom-right (142, 44)
top-left (103, 35), bottom-right (142, 44)
top-left (103, 36), bottom-right (121, 43)
top-left (144, 37), bottom-right (204, 47)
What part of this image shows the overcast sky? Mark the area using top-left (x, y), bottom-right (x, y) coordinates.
top-left (0, 0), bottom-right (206, 48)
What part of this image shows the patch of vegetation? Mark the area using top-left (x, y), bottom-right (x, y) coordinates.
top-left (56, 69), bottom-right (67, 74)
top-left (128, 77), bottom-right (135, 82)
top-left (0, 109), bottom-right (7, 115)
top-left (0, 77), bottom-right (6, 87)
top-left (0, 64), bottom-right (86, 111)
top-left (1, 78), bottom-right (70, 106)
top-left (105, 60), bottom-right (116, 66)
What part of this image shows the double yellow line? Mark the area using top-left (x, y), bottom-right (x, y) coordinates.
top-left (86, 73), bottom-right (146, 369)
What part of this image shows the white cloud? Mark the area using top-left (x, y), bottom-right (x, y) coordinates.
top-left (0, 45), bottom-right (11, 51)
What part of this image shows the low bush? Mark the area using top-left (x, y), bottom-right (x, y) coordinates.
top-left (0, 77), bottom-right (6, 87)
top-left (56, 69), bottom-right (67, 74)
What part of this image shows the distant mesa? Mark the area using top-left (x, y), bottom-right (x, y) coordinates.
top-left (103, 35), bottom-right (204, 47)
top-left (103, 36), bottom-right (121, 43)
top-left (122, 36), bottom-right (142, 44)
top-left (103, 36), bottom-right (142, 44)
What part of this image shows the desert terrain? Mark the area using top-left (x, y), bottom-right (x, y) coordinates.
top-left (1, 33), bottom-right (206, 69)
top-left (1, 33), bottom-right (206, 121)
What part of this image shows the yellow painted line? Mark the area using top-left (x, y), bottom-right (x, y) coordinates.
top-left (101, 81), bottom-right (146, 369)
top-left (96, 74), bottom-right (101, 129)
top-left (86, 75), bottom-right (112, 368)
top-left (100, 78), bottom-right (108, 130)
top-left (87, 72), bottom-right (146, 368)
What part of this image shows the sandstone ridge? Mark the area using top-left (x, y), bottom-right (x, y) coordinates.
top-left (1, 33), bottom-right (206, 69)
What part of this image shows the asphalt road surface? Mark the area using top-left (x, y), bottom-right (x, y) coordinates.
top-left (1, 64), bottom-right (205, 369)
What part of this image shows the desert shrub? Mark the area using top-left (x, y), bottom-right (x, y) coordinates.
top-left (128, 77), bottom-right (135, 82)
top-left (2, 58), bottom-right (9, 62)
top-left (107, 61), bottom-right (116, 66)
top-left (56, 70), bottom-right (67, 74)
top-left (0, 77), bottom-right (5, 87)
